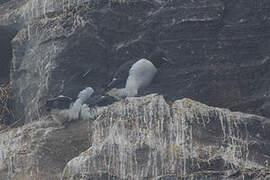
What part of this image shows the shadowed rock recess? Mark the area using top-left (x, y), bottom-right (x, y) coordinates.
top-left (1, 0), bottom-right (270, 179)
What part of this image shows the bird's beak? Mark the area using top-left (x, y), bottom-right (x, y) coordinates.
top-left (162, 57), bottom-right (175, 65)
top-left (106, 78), bottom-right (118, 90)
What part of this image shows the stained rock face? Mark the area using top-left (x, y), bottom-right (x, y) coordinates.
top-left (0, 0), bottom-right (269, 123)
top-left (0, 117), bottom-right (93, 180)
top-left (59, 94), bottom-right (270, 180)
top-left (0, 0), bottom-right (270, 179)
top-left (0, 95), bottom-right (269, 179)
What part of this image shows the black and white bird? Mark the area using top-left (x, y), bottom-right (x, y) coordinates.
top-left (46, 87), bottom-right (95, 122)
top-left (46, 50), bottom-right (173, 110)
top-left (46, 95), bottom-right (73, 111)
top-left (46, 87), bottom-right (94, 111)
top-left (105, 49), bottom-right (173, 99)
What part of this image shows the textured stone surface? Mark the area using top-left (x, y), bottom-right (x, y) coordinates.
top-left (0, 27), bottom-right (15, 83)
top-left (0, 0), bottom-right (269, 123)
top-left (0, 116), bottom-right (92, 180)
top-left (0, 95), bottom-right (269, 179)
top-left (61, 95), bottom-right (270, 180)
top-left (1, 0), bottom-right (270, 179)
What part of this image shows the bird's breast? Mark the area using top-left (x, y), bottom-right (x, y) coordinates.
top-left (125, 59), bottom-right (157, 92)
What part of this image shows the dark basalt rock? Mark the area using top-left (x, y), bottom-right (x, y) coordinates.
top-left (0, 26), bottom-right (16, 84)
top-left (0, 0), bottom-right (270, 178)
top-left (0, 0), bottom-right (268, 123)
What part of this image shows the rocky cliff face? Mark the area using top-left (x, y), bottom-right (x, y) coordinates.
top-left (0, 95), bottom-right (270, 179)
top-left (0, 0), bottom-right (270, 179)
top-left (62, 95), bottom-right (270, 180)
top-left (0, 0), bottom-right (269, 123)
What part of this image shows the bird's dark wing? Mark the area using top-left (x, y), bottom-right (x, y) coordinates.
top-left (106, 59), bottom-right (137, 90)
top-left (85, 94), bottom-right (118, 107)
top-left (47, 95), bottom-right (73, 102)
top-left (46, 95), bottom-right (73, 111)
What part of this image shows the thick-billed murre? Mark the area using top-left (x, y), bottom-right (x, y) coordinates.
top-left (106, 49), bottom-right (173, 99)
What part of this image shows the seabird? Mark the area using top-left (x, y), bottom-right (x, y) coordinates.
top-left (46, 87), bottom-right (94, 111)
top-left (46, 95), bottom-right (73, 111)
top-left (106, 49), bottom-right (173, 99)
top-left (76, 87), bottom-right (94, 104)
top-left (66, 87), bottom-right (94, 120)
top-left (47, 87), bottom-right (95, 123)
top-left (85, 94), bottom-right (118, 107)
